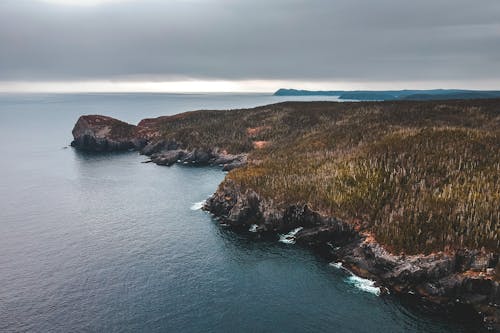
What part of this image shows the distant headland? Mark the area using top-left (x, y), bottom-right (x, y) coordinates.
top-left (274, 88), bottom-right (500, 101)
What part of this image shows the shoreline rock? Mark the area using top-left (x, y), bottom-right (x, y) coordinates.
top-left (71, 115), bottom-right (248, 170)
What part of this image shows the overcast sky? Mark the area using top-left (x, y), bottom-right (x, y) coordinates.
top-left (1, 0), bottom-right (499, 92)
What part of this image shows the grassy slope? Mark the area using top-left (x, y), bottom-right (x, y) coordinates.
top-left (151, 100), bottom-right (500, 254)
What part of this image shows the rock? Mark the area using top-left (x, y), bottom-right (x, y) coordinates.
top-left (140, 142), bottom-right (219, 167)
top-left (222, 161), bottom-right (244, 171)
top-left (462, 278), bottom-right (498, 298)
top-left (471, 252), bottom-right (495, 271)
top-left (295, 224), bottom-right (356, 247)
top-left (141, 140), bottom-right (181, 155)
top-left (147, 148), bottom-right (214, 166)
top-left (151, 150), bottom-right (186, 166)
top-left (455, 250), bottom-right (476, 272)
top-left (141, 141), bottom-right (166, 155)
top-left (419, 256), bottom-right (456, 281)
top-left (71, 115), bottom-right (147, 151)
top-left (213, 153), bottom-right (242, 165)
top-left (283, 205), bottom-right (322, 228)
top-left (131, 138), bottom-right (148, 149)
top-left (194, 149), bottom-right (211, 164)
top-left (437, 274), bottom-right (465, 295)
top-left (361, 242), bottom-right (400, 275)
top-left (205, 179), bottom-right (240, 217)
top-left (417, 282), bottom-right (444, 297)
top-left (222, 155), bottom-right (248, 171)
top-left (226, 190), bottom-right (262, 226)
top-left (179, 151), bottom-right (195, 163)
top-left (207, 179), bottom-right (356, 240)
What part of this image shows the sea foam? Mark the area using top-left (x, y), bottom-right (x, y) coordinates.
top-left (278, 227), bottom-right (303, 244)
top-left (346, 275), bottom-right (381, 296)
top-left (190, 200), bottom-right (206, 210)
top-left (329, 261), bottom-right (381, 296)
top-left (329, 262), bottom-right (343, 269)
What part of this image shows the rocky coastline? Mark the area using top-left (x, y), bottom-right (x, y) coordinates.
top-left (71, 115), bottom-right (247, 171)
top-left (71, 109), bottom-right (499, 331)
top-left (205, 179), bottom-right (499, 331)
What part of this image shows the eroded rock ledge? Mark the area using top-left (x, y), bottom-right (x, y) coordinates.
top-left (205, 179), bottom-right (500, 331)
top-left (141, 141), bottom-right (247, 171)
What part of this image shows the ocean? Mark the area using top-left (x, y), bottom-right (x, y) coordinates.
top-left (0, 93), bottom-right (479, 332)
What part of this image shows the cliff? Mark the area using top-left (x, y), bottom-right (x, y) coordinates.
top-left (71, 99), bottom-right (500, 330)
top-left (206, 179), bottom-right (499, 330)
top-left (71, 115), bottom-right (147, 151)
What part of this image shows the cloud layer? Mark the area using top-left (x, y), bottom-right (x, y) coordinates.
top-left (1, 0), bottom-right (499, 85)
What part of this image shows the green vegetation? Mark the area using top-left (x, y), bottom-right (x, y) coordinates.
top-left (153, 100), bottom-right (500, 254)
top-left (109, 121), bottom-right (136, 139)
top-left (84, 115), bottom-right (137, 139)
top-left (152, 111), bottom-right (255, 152)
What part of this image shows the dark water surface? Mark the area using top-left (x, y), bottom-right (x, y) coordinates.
top-left (0, 93), bottom-right (479, 332)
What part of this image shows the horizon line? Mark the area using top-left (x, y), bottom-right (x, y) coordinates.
top-left (0, 79), bottom-right (498, 93)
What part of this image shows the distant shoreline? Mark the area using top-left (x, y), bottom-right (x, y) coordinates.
top-left (274, 88), bottom-right (500, 101)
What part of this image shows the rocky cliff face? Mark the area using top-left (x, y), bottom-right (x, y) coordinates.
top-left (142, 143), bottom-right (247, 170)
top-left (71, 115), bottom-right (147, 151)
top-left (206, 179), bottom-right (356, 238)
top-left (205, 179), bottom-right (500, 331)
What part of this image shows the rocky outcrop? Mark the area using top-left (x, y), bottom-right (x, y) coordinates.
top-left (204, 179), bottom-right (500, 331)
top-left (145, 144), bottom-right (247, 169)
top-left (71, 115), bottom-right (147, 151)
top-left (71, 115), bottom-right (247, 170)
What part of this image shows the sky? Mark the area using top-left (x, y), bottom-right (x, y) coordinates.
top-left (0, 0), bottom-right (499, 92)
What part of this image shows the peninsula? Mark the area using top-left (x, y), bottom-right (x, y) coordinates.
top-left (71, 99), bottom-right (500, 331)
top-left (274, 88), bottom-right (500, 101)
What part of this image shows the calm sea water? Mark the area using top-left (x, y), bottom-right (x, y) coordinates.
top-left (0, 93), bottom-right (480, 332)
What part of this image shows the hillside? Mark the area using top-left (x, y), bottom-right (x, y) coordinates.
top-left (143, 100), bottom-right (499, 254)
top-left (73, 99), bottom-right (499, 254)
top-left (274, 88), bottom-right (500, 101)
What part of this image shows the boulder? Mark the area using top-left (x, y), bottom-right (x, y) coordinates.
top-left (152, 150), bottom-right (186, 166)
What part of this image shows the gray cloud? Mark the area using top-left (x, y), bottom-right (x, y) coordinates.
top-left (1, 0), bottom-right (499, 82)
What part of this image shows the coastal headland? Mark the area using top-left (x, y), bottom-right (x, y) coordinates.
top-left (71, 99), bottom-right (500, 331)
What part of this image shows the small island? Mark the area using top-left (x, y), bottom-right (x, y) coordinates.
top-left (71, 99), bottom-right (500, 331)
